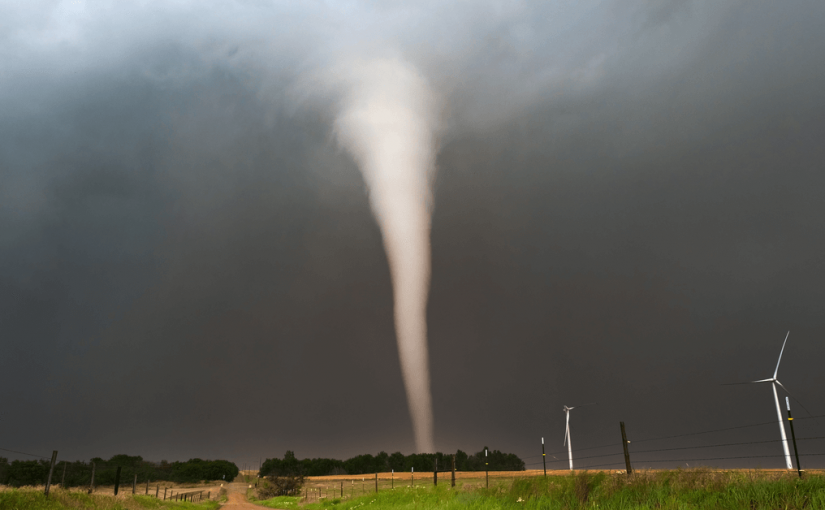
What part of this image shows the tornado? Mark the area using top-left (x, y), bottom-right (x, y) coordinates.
top-left (333, 57), bottom-right (437, 453)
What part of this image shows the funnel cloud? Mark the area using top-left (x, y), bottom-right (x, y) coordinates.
top-left (332, 58), bottom-right (438, 452)
top-left (2, 0), bottom-right (825, 468)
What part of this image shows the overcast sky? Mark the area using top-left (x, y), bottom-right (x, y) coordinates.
top-left (2, 0), bottom-right (825, 472)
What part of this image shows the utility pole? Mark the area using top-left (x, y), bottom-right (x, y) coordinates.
top-left (620, 422), bottom-right (632, 475)
top-left (541, 438), bottom-right (547, 478)
top-left (786, 397), bottom-right (803, 478)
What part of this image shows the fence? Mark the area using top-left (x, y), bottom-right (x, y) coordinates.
top-left (4, 413), bottom-right (825, 500)
top-left (520, 414), bottom-right (825, 473)
top-left (0, 449), bottom-right (215, 500)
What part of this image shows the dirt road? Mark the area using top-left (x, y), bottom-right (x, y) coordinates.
top-left (221, 491), bottom-right (263, 509)
top-left (220, 480), bottom-right (264, 509)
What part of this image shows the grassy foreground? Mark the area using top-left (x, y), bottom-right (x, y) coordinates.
top-left (0, 488), bottom-right (220, 510)
top-left (255, 470), bottom-right (825, 510)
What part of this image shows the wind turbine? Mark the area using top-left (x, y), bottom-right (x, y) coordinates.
top-left (562, 403), bottom-right (595, 470)
top-left (725, 331), bottom-right (793, 469)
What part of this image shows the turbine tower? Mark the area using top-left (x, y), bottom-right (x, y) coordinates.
top-left (562, 403), bottom-right (594, 471)
top-left (725, 331), bottom-right (793, 470)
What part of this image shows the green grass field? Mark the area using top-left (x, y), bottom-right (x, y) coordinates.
top-left (0, 489), bottom-right (220, 510)
top-left (254, 470), bottom-right (825, 510)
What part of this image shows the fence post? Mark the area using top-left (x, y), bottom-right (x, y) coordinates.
top-left (485, 448), bottom-right (488, 489)
top-left (433, 458), bottom-right (437, 486)
top-left (114, 466), bottom-right (122, 496)
top-left (451, 455), bottom-right (456, 488)
top-left (155, 485), bottom-right (159, 497)
top-left (786, 397), bottom-right (803, 478)
top-left (89, 461), bottom-right (96, 493)
top-left (375, 472), bottom-right (378, 493)
top-left (132, 474), bottom-right (137, 494)
top-left (61, 462), bottom-right (67, 487)
top-left (146, 478), bottom-right (149, 494)
top-left (620, 421), bottom-right (633, 475)
top-left (412, 467), bottom-right (414, 487)
top-left (541, 437), bottom-right (547, 478)
top-left (44, 451), bottom-right (58, 497)
top-left (163, 487), bottom-right (167, 500)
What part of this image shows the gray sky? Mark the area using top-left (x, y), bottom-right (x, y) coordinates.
top-left (3, 0), bottom-right (825, 471)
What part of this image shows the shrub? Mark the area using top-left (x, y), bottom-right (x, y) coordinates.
top-left (257, 474), bottom-right (304, 499)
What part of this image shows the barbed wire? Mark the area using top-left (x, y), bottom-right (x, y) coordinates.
top-left (0, 446), bottom-right (51, 460)
top-left (635, 436), bottom-right (825, 455)
top-left (522, 415), bottom-right (825, 463)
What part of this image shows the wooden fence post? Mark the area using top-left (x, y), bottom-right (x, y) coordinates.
top-left (89, 461), bottom-right (96, 493)
top-left (44, 451), bottom-right (58, 497)
top-left (113, 466), bottom-right (121, 496)
top-left (620, 421), bottom-right (633, 475)
top-left (451, 455), bottom-right (456, 488)
top-left (132, 474), bottom-right (137, 494)
top-left (61, 462), bottom-right (67, 487)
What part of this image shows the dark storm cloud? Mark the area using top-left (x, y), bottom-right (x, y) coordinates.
top-left (2, 0), bottom-right (825, 470)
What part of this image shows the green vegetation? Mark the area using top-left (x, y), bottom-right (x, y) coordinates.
top-left (0, 488), bottom-right (220, 510)
top-left (261, 448), bottom-right (524, 477)
top-left (0, 455), bottom-right (238, 487)
top-left (257, 469), bottom-right (825, 510)
top-left (253, 495), bottom-right (302, 508)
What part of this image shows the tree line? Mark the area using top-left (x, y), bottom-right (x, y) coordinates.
top-left (0, 454), bottom-right (238, 487)
top-left (260, 448), bottom-right (525, 477)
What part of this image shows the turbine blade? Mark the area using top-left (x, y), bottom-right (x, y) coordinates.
top-left (722, 379), bottom-right (772, 385)
top-left (773, 331), bottom-right (790, 379)
top-left (570, 402), bottom-right (597, 409)
top-left (775, 380), bottom-right (816, 417)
